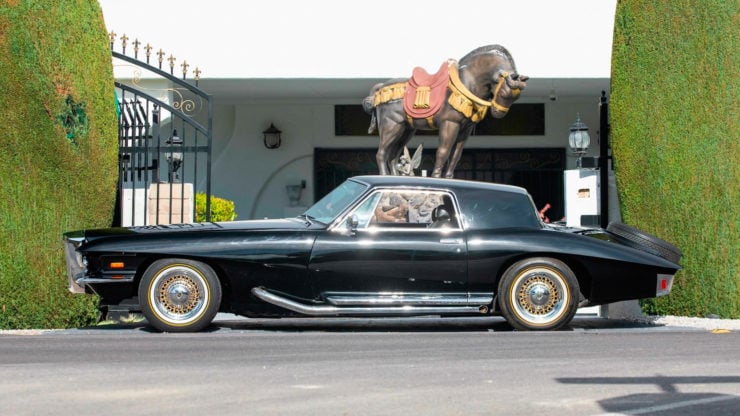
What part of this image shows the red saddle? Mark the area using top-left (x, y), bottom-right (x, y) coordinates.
top-left (403, 61), bottom-right (451, 120)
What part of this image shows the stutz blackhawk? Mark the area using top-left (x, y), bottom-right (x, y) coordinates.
top-left (64, 176), bottom-right (681, 332)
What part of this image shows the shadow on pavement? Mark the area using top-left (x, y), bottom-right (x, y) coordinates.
top-left (558, 376), bottom-right (740, 415)
top-left (211, 315), bottom-right (663, 333)
top-left (79, 315), bottom-right (667, 333)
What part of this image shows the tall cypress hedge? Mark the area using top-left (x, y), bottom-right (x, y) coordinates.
top-left (611, 1), bottom-right (738, 318)
top-left (0, 0), bottom-right (117, 328)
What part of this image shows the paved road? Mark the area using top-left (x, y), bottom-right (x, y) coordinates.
top-left (1, 317), bottom-right (738, 416)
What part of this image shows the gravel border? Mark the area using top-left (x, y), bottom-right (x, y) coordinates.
top-left (637, 315), bottom-right (740, 330)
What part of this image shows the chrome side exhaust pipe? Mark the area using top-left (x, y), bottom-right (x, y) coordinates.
top-left (251, 287), bottom-right (488, 317)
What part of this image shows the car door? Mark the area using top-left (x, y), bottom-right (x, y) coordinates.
top-left (308, 189), bottom-right (468, 297)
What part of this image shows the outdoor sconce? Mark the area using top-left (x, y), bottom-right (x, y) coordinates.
top-left (263, 123), bottom-right (282, 149)
top-left (165, 129), bottom-right (183, 182)
top-left (568, 113), bottom-right (590, 167)
top-left (286, 180), bottom-right (306, 207)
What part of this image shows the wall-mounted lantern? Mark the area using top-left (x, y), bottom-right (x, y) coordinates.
top-left (286, 180), bottom-right (306, 207)
top-left (263, 123), bottom-right (282, 149)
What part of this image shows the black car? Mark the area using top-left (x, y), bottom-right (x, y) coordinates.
top-left (63, 175), bottom-right (681, 332)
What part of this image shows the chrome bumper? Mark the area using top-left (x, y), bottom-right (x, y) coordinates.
top-left (63, 235), bottom-right (87, 294)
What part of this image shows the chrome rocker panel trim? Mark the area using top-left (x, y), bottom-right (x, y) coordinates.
top-left (324, 292), bottom-right (493, 306)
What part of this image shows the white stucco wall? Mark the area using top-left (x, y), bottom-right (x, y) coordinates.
top-left (209, 94), bottom-right (604, 219)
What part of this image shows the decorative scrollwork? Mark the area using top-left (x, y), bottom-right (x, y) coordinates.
top-left (167, 87), bottom-right (201, 115)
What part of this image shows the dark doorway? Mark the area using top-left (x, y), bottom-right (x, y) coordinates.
top-left (314, 148), bottom-right (565, 221)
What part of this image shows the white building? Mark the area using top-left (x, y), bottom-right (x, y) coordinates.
top-left (100, 0), bottom-right (617, 221)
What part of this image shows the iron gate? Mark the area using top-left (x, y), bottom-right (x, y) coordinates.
top-left (110, 33), bottom-right (212, 226)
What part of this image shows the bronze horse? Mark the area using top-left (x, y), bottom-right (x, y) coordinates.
top-left (362, 45), bottom-right (528, 178)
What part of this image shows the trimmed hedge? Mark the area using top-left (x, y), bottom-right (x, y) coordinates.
top-left (195, 193), bottom-right (237, 223)
top-left (0, 0), bottom-right (118, 328)
top-left (611, 1), bottom-right (738, 317)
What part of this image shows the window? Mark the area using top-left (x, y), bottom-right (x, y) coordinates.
top-left (304, 179), bottom-right (368, 224)
top-left (472, 103), bottom-right (545, 136)
top-left (350, 190), bottom-right (460, 230)
top-left (456, 189), bottom-right (541, 230)
top-left (334, 103), bottom-right (544, 136)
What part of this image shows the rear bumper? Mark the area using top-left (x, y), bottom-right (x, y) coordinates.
top-left (63, 235), bottom-right (87, 294)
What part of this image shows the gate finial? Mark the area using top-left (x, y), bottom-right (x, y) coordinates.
top-left (132, 39), bottom-right (141, 59)
top-left (168, 54), bottom-right (176, 75)
top-left (110, 31), bottom-right (204, 85)
top-left (145, 43), bottom-right (152, 64)
top-left (120, 34), bottom-right (129, 54)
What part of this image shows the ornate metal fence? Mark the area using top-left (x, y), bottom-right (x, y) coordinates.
top-left (109, 32), bottom-right (212, 226)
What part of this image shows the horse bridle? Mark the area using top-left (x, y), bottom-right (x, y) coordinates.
top-left (491, 71), bottom-right (521, 113)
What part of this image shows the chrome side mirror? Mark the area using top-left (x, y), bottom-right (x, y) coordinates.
top-left (346, 214), bottom-right (359, 235)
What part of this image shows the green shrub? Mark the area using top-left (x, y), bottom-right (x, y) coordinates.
top-left (195, 193), bottom-right (237, 222)
top-left (0, 1), bottom-right (117, 329)
top-left (611, 1), bottom-right (738, 317)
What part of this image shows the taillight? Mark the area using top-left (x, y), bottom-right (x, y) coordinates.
top-left (656, 274), bottom-right (674, 297)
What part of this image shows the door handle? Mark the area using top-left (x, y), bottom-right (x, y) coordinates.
top-left (439, 238), bottom-right (463, 245)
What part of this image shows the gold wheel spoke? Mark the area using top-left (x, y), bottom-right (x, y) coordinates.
top-left (516, 274), bottom-right (560, 315)
top-left (158, 274), bottom-right (201, 315)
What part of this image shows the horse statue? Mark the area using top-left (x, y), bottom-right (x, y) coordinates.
top-left (362, 44), bottom-right (528, 178)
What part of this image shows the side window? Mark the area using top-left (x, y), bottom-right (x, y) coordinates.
top-left (370, 192), bottom-right (410, 225)
top-left (457, 189), bottom-right (540, 230)
top-left (356, 190), bottom-right (460, 230)
top-left (407, 193), bottom-right (442, 224)
top-left (425, 193), bottom-right (460, 229)
top-left (350, 192), bottom-right (382, 228)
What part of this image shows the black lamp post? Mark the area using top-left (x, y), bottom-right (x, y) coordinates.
top-left (568, 113), bottom-right (590, 168)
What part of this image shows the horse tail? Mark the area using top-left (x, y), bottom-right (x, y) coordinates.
top-left (368, 110), bottom-right (377, 134)
top-left (362, 94), bottom-right (378, 134)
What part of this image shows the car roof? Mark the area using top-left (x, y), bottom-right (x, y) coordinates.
top-left (349, 175), bottom-right (529, 195)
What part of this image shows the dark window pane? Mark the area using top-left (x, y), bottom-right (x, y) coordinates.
top-left (334, 105), bottom-right (373, 136)
top-left (473, 103), bottom-right (545, 136)
top-left (456, 189), bottom-right (540, 230)
top-left (335, 103), bottom-right (545, 136)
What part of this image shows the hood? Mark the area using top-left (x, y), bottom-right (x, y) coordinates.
top-left (70, 217), bottom-right (322, 255)
top-left (76, 217), bottom-right (317, 240)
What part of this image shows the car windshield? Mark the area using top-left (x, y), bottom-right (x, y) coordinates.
top-left (303, 179), bottom-right (368, 224)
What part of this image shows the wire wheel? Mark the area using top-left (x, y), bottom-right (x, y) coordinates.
top-left (498, 258), bottom-right (579, 330)
top-left (511, 267), bottom-right (568, 325)
top-left (139, 259), bottom-right (221, 332)
top-left (151, 266), bottom-right (207, 323)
